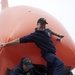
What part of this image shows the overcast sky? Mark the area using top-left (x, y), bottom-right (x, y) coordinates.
top-left (0, 0), bottom-right (75, 74)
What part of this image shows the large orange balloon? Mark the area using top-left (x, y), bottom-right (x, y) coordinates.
top-left (0, 6), bottom-right (75, 75)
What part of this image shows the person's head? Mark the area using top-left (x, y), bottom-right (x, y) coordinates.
top-left (37, 18), bottom-right (48, 30)
top-left (22, 58), bottom-right (33, 72)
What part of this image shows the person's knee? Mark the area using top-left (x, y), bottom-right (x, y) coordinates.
top-left (61, 61), bottom-right (64, 67)
top-left (57, 59), bottom-right (64, 67)
top-left (59, 60), bottom-right (64, 67)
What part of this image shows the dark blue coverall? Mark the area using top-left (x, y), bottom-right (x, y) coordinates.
top-left (20, 28), bottom-right (64, 75)
top-left (10, 58), bottom-right (34, 75)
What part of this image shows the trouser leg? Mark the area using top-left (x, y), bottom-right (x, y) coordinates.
top-left (43, 53), bottom-right (64, 75)
top-left (52, 58), bottom-right (64, 75)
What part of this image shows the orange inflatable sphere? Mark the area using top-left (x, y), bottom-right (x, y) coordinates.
top-left (0, 6), bottom-right (75, 75)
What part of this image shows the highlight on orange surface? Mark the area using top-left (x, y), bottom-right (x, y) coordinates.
top-left (1, 0), bottom-right (8, 10)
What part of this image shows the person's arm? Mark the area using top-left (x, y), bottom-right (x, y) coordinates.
top-left (30, 69), bottom-right (34, 75)
top-left (51, 31), bottom-right (64, 38)
top-left (14, 71), bottom-right (24, 75)
top-left (6, 38), bottom-right (20, 46)
top-left (0, 38), bottom-right (20, 48)
top-left (20, 33), bottom-right (34, 43)
top-left (0, 33), bottom-right (34, 48)
top-left (10, 69), bottom-right (24, 75)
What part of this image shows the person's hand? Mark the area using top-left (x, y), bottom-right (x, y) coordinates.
top-left (0, 43), bottom-right (6, 48)
top-left (59, 34), bottom-right (64, 38)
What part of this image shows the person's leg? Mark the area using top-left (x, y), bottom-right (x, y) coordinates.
top-left (43, 53), bottom-right (64, 75)
top-left (43, 53), bottom-right (56, 75)
top-left (47, 62), bottom-right (55, 75)
top-left (47, 58), bottom-right (64, 75)
top-left (53, 57), bottom-right (64, 75)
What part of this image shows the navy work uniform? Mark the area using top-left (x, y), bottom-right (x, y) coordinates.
top-left (20, 28), bottom-right (64, 75)
top-left (10, 58), bottom-right (34, 75)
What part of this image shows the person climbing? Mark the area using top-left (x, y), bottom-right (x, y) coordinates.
top-left (0, 18), bottom-right (64, 75)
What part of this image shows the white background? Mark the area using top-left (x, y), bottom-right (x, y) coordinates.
top-left (0, 0), bottom-right (75, 74)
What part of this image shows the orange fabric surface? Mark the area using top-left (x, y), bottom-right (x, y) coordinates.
top-left (0, 6), bottom-right (75, 75)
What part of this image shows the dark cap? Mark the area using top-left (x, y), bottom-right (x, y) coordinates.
top-left (37, 18), bottom-right (48, 24)
top-left (22, 58), bottom-right (33, 69)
